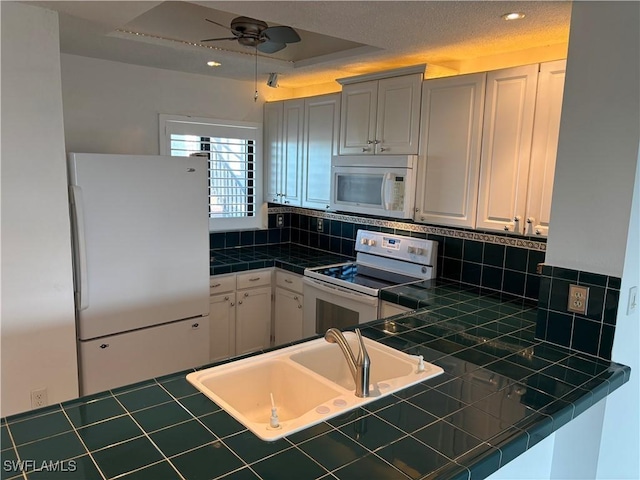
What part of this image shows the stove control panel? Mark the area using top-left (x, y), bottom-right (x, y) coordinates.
top-left (355, 229), bottom-right (438, 268)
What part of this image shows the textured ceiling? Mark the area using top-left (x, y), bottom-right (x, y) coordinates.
top-left (28, 1), bottom-right (572, 90)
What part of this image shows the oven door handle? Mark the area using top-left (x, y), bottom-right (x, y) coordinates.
top-left (303, 278), bottom-right (379, 307)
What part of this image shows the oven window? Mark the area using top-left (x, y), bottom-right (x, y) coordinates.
top-left (336, 174), bottom-right (383, 205)
top-left (316, 299), bottom-right (359, 333)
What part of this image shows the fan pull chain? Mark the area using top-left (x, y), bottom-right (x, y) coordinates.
top-left (254, 46), bottom-right (259, 102)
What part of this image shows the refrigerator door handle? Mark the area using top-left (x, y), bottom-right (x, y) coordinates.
top-left (70, 185), bottom-right (90, 311)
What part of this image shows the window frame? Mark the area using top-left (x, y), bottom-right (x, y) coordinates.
top-left (159, 114), bottom-right (265, 232)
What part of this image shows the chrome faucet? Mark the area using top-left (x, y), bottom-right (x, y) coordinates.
top-left (324, 328), bottom-right (370, 397)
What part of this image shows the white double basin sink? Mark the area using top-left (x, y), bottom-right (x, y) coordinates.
top-left (186, 332), bottom-right (443, 441)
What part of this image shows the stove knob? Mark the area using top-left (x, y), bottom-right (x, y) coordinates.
top-left (408, 246), bottom-right (416, 254)
top-left (360, 238), bottom-right (368, 245)
top-left (368, 239), bottom-right (376, 246)
top-left (416, 248), bottom-right (424, 256)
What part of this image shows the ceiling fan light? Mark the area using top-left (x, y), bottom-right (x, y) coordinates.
top-left (207, 61), bottom-right (221, 67)
top-left (502, 12), bottom-right (525, 21)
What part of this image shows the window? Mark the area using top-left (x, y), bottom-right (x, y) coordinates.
top-left (160, 115), bottom-right (264, 232)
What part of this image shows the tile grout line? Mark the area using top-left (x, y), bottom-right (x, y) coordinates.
top-left (58, 407), bottom-right (107, 480)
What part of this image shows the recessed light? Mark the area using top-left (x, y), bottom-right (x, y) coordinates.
top-left (207, 61), bottom-right (222, 67)
top-left (502, 12), bottom-right (525, 21)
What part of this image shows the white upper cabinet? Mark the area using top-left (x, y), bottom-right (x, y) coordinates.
top-left (281, 99), bottom-right (304, 205)
top-left (339, 80), bottom-right (378, 154)
top-left (265, 99), bottom-right (303, 205)
top-left (338, 69), bottom-right (423, 155)
top-left (476, 64), bottom-right (539, 233)
top-left (264, 101), bottom-right (283, 203)
top-left (525, 60), bottom-right (567, 237)
top-left (301, 93), bottom-right (340, 210)
top-left (415, 73), bottom-right (486, 227)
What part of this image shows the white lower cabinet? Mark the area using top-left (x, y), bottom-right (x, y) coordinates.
top-left (209, 292), bottom-right (235, 362)
top-left (274, 270), bottom-right (304, 346)
top-left (235, 285), bottom-right (272, 355)
top-left (209, 269), bottom-right (272, 361)
top-left (274, 287), bottom-right (303, 346)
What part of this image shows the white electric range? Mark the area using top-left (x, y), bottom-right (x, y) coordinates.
top-left (302, 230), bottom-right (438, 337)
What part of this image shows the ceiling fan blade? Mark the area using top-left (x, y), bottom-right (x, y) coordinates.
top-left (201, 36), bottom-right (237, 42)
top-left (205, 18), bottom-right (233, 31)
top-left (257, 41), bottom-right (286, 54)
top-left (263, 26), bottom-right (300, 44)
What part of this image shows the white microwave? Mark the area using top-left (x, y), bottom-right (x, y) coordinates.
top-left (330, 155), bottom-right (417, 219)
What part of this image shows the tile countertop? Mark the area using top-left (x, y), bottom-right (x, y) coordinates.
top-left (0, 284), bottom-right (630, 480)
top-left (209, 244), bottom-right (353, 276)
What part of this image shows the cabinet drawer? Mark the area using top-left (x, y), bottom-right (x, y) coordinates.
top-left (209, 274), bottom-right (236, 295)
top-left (275, 270), bottom-right (303, 293)
top-left (236, 269), bottom-right (272, 289)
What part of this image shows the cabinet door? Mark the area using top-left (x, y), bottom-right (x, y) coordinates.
top-left (525, 60), bottom-right (566, 237)
top-left (376, 73), bottom-right (422, 154)
top-left (210, 292), bottom-right (235, 362)
top-left (264, 101), bottom-right (283, 203)
top-left (235, 286), bottom-right (272, 355)
top-left (274, 287), bottom-right (304, 346)
top-left (415, 73), bottom-right (486, 227)
top-left (339, 80), bottom-right (378, 155)
top-left (302, 93), bottom-right (340, 209)
top-left (282, 99), bottom-right (304, 205)
top-left (476, 64), bottom-right (539, 233)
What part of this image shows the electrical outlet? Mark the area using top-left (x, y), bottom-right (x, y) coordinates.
top-left (276, 214), bottom-right (284, 228)
top-left (567, 284), bottom-right (589, 315)
top-left (31, 388), bottom-right (48, 409)
top-left (317, 219), bottom-right (324, 232)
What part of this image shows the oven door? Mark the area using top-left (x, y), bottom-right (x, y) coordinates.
top-left (302, 277), bottom-right (379, 337)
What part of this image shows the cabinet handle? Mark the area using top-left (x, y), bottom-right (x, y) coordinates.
top-left (249, 277), bottom-right (261, 282)
top-left (211, 283), bottom-right (221, 288)
top-left (100, 344), bottom-right (109, 349)
top-left (293, 296), bottom-right (298, 300)
top-left (367, 140), bottom-right (374, 145)
top-left (272, 197), bottom-right (278, 202)
top-left (244, 292), bottom-right (249, 297)
top-left (504, 226), bottom-right (510, 231)
top-left (284, 201), bottom-right (290, 204)
top-left (379, 147), bottom-right (386, 152)
top-left (513, 216), bottom-right (521, 222)
top-left (238, 300), bottom-right (243, 305)
top-left (535, 229), bottom-right (542, 235)
top-left (224, 296), bottom-right (229, 301)
top-left (298, 304), bottom-right (302, 309)
top-left (362, 147), bottom-right (371, 152)
top-left (373, 139), bottom-right (380, 144)
top-left (230, 302), bottom-right (235, 306)
top-left (192, 323), bottom-right (199, 328)
top-left (285, 279), bottom-right (293, 284)
top-left (526, 217), bottom-right (534, 224)
top-left (326, 205), bottom-right (330, 209)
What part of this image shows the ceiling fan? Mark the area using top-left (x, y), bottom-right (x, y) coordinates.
top-left (202, 16), bottom-right (301, 54)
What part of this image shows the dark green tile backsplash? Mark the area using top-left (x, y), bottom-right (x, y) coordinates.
top-left (210, 207), bottom-right (620, 359)
top-left (536, 265), bottom-right (621, 359)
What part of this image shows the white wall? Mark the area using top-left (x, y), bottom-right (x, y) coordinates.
top-left (60, 54), bottom-right (291, 155)
top-left (545, 2), bottom-right (640, 277)
top-left (1, 3), bottom-right (79, 416)
top-left (543, 2), bottom-right (640, 478)
top-left (597, 146), bottom-right (640, 478)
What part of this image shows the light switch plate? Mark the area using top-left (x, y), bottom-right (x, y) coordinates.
top-left (628, 286), bottom-right (638, 315)
top-left (567, 284), bottom-right (589, 315)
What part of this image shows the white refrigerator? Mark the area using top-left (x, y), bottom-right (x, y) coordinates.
top-left (68, 153), bottom-right (210, 395)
